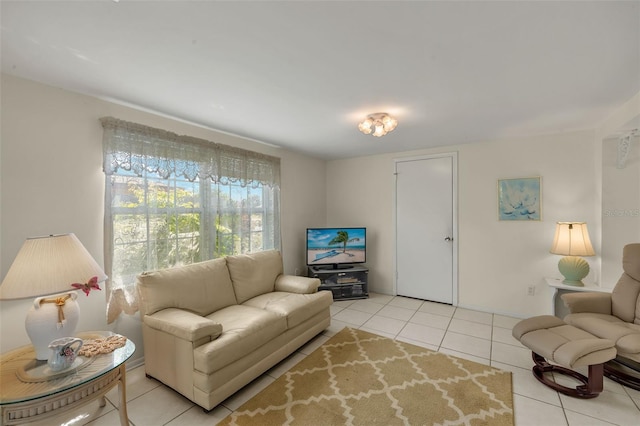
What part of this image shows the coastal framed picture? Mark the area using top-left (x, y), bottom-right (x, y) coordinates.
top-left (497, 177), bottom-right (541, 221)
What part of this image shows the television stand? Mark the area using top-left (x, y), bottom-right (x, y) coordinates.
top-left (308, 265), bottom-right (368, 301)
top-left (317, 264), bottom-right (355, 270)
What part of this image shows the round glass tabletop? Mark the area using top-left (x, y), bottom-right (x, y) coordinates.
top-left (0, 331), bottom-right (135, 405)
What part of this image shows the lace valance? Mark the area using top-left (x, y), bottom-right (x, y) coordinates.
top-left (100, 117), bottom-right (280, 188)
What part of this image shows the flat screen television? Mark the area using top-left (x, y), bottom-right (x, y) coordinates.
top-left (306, 227), bottom-right (366, 269)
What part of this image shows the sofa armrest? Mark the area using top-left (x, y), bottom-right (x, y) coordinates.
top-left (561, 292), bottom-right (612, 315)
top-left (274, 274), bottom-right (320, 294)
top-left (143, 308), bottom-right (223, 342)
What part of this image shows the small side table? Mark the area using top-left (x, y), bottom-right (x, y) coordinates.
top-left (546, 278), bottom-right (612, 318)
top-left (0, 331), bottom-right (135, 425)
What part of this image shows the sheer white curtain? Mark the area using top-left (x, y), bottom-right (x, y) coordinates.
top-left (101, 117), bottom-right (281, 323)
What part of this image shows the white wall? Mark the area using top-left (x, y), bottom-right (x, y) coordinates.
top-left (602, 136), bottom-right (640, 284)
top-left (327, 130), bottom-right (600, 318)
top-left (3, 72), bottom-right (636, 359)
top-left (598, 91), bottom-right (640, 285)
top-left (0, 74), bottom-right (326, 361)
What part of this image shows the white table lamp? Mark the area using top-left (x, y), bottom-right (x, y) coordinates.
top-left (0, 234), bottom-right (107, 359)
top-left (549, 222), bottom-right (595, 287)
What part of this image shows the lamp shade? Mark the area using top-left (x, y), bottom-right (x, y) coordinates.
top-left (549, 222), bottom-right (595, 256)
top-left (0, 233), bottom-right (108, 300)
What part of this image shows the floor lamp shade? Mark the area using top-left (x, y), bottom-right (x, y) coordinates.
top-left (549, 222), bottom-right (595, 286)
top-left (0, 234), bottom-right (107, 359)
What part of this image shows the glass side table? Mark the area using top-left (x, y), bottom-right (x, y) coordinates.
top-left (1, 331), bottom-right (135, 426)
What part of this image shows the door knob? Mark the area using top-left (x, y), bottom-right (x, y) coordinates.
top-left (444, 237), bottom-right (453, 241)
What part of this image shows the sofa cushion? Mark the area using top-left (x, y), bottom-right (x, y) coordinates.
top-left (193, 305), bottom-right (286, 374)
top-left (275, 275), bottom-right (321, 294)
top-left (226, 250), bottom-right (283, 304)
top-left (137, 257), bottom-right (237, 317)
top-left (242, 290), bottom-right (333, 328)
top-left (144, 308), bottom-right (223, 342)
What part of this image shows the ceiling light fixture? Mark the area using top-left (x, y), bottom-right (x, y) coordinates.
top-left (358, 113), bottom-right (398, 137)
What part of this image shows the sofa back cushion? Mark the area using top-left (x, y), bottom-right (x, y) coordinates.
top-left (611, 243), bottom-right (640, 324)
top-left (137, 257), bottom-right (237, 317)
top-left (226, 250), bottom-right (283, 304)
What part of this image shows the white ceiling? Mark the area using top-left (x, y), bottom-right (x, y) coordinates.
top-left (2, 1), bottom-right (639, 160)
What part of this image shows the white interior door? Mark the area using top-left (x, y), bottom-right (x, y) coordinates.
top-left (395, 154), bottom-right (456, 304)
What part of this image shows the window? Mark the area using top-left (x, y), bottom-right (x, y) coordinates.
top-left (101, 118), bottom-right (280, 323)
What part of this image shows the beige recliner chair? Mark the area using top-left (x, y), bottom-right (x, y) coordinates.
top-left (561, 243), bottom-right (640, 390)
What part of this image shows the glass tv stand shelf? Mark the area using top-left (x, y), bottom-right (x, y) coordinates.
top-left (308, 265), bottom-right (369, 301)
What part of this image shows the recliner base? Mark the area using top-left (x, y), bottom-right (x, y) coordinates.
top-left (604, 357), bottom-right (640, 391)
top-left (532, 352), bottom-right (604, 399)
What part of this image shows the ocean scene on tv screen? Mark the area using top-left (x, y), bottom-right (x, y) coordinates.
top-left (307, 228), bottom-right (366, 265)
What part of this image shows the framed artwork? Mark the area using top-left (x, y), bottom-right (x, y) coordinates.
top-left (497, 177), bottom-right (541, 221)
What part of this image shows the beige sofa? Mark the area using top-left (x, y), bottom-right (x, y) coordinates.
top-left (136, 250), bottom-right (333, 410)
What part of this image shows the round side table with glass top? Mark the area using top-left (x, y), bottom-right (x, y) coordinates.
top-left (0, 331), bottom-right (135, 426)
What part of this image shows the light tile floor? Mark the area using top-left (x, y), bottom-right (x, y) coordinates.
top-left (28, 293), bottom-right (640, 425)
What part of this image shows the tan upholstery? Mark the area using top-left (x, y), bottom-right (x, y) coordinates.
top-left (513, 315), bottom-right (616, 368)
top-left (275, 274), bottom-right (321, 293)
top-left (137, 257), bottom-right (236, 317)
top-left (562, 243), bottom-right (640, 362)
top-left (243, 291), bottom-right (330, 328)
top-left (195, 305), bottom-right (287, 374)
top-left (562, 292), bottom-right (612, 315)
top-left (143, 308), bottom-right (223, 342)
top-left (137, 250), bottom-right (332, 410)
top-left (226, 250), bottom-right (283, 304)
top-left (513, 315), bottom-right (616, 398)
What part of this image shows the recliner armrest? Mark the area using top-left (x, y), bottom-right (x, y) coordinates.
top-left (561, 292), bottom-right (612, 315)
top-left (274, 274), bottom-right (320, 294)
top-left (144, 308), bottom-right (223, 342)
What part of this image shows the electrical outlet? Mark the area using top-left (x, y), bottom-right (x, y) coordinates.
top-left (295, 268), bottom-right (301, 276)
top-left (527, 286), bottom-right (536, 296)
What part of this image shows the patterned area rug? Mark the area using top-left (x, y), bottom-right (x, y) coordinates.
top-left (220, 327), bottom-right (514, 425)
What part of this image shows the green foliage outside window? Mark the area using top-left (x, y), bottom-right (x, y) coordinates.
top-left (110, 174), bottom-right (270, 286)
